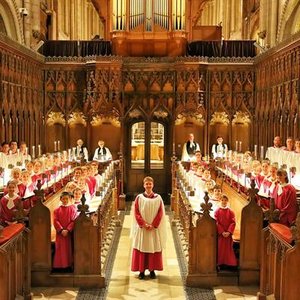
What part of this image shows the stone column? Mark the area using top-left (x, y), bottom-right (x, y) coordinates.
top-left (269, 0), bottom-right (279, 47)
top-left (31, 0), bottom-right (41, 47)
top-left (22, 0), bottom-right (31, 46)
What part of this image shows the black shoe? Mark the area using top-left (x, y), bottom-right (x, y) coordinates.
top-left (138, 272), bottom-right (145, 279)
top-left (149, 271), bottom-right (156, 279)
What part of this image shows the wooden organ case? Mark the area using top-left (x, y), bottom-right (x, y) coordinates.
top-left (96, 0), bottom-right (189, 56)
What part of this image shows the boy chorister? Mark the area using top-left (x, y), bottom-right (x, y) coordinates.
top-left (214, 195), bottom-right (237, 268)
top-left (0, 180), bottom-right (22, 226)
top-left (53, 191), bottom-right (77, 270)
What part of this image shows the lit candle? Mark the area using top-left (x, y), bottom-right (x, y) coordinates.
top-left (38, 145), bottom-right (41, 157)
top-left (235, 140), bottom-right (238, 152)
top-left (54, 141), bottom-right (57, 152)
top-left (172, 142), bottom-right (175, 153)
top-left (254, 145), bottom-right (257, 158)
top-left (260, 146), bottom-right (264, 160)
top-left (239, 141), bottom-right (242, 153)
top-left (32, 146), bottom-right (35, 159)
top-left (57, 140), bottom-right (60, 151)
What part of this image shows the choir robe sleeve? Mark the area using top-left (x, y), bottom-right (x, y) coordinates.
top-left (280, 186), bottom-right (297, 217)
top-left (214, 209), bottom-right (225, 234)
top-left (151, 202), bottom-right (163, 228)
top-left (66, 206), bottom-right (77, 232)
top-left (53, 208), bottom-right (64, 232)
top-left (134, 198), bottom-right (146, 227)
top-left (227, 210), bottom-right (236, 234)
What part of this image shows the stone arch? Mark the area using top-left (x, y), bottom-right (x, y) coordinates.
top-left (277, 0), bottom-right (300, 42)
top-left (0, 0), bottom-right (23, 43)
top-left (0, 0), bottom-right (24, 44)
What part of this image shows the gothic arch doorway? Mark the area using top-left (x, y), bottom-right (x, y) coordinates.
top-left (124, 117), bottom-right (171, 201)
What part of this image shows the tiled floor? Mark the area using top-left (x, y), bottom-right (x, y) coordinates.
top-left (32, 207), bottom-right (259, 300)
top-left (106, 213), bottom-right (186, 300)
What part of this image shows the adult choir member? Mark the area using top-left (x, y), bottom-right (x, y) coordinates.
top-left (74, 139), bottom-right (89, 161)
top-left (181, 133), bottom-right (201, 161)
top-left (92, 140), bottom-right (112, 161)
top-left (211, 136), bottom-right (228, 159)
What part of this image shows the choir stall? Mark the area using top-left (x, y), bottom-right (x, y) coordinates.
top-left (28, 161), bottom-right (120, 288)
top-left (171, 159), bottom-right (263, 287)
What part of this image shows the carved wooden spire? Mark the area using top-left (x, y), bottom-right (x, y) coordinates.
top-left (77, 193), bottom-right (89, 215)
top-left (13, 199), bottom-right (28, 224)
top-left (34, 179), bottom-right (45, 203)
top-left (248, 178), bottom-right (258, 202)
top-left (264, 198), bottom-right (280, 223)
top-left (200, 191), bottom-right (212, 216)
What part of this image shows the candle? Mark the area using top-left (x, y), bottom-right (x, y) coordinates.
top-left (260, 146), bottom-right (264, 160)
top-left (38, 145), bottom-right (41, 157)
top-left (54, 141), bottom-right (57, 152)
top-left (254, 145), bottom-right (257, 158)
top-left (25, 147), bottom-right (28, 156)
top-left (172, 142), bottom-right (175, 153)
top-left (239, 141), bottom-right (242, 153)
top-left (58, 140), bottom-right (60, 151)
top-left (235, 140), bottom-right (238, 152)
top-left (68, 148), bottom-right (71, 160)
top-left (32, 146), bottom-right (35, 159)
top-left (72, 147), bottom-right (76, 159)
top-left (17, 149), bottom-right (20, 155)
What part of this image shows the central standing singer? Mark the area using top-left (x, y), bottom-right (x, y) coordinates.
top-left (131, 176), bottom-right (167, 280)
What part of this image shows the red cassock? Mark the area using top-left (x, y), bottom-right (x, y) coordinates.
top-left (131, 193), bottom-right (164, 272)
top-left (0, 194), bottom-right (21, 224)
top-left (273, 184), bottom-right (298, 226)
top-left (53, 205), bottom-right (78, 268)
top-left (86, 176), bottom-right (96, 196)
top-left (255, 174), bottom-right (265, 189)
top-left (214, 207), bottom-right (237, 266)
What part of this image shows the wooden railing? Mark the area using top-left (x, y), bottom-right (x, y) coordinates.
top-left (0, 224), bottom-right (31, 300)
top-left (29, 162), bottom-right (120, 287)
top-left (258, 213), bottom-right (300, 300)
top-left (171, 160), bottom-right (263, 287)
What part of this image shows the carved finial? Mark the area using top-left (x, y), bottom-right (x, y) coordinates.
top-left (264, 198), bottom-right (280, 223)
top-left (200, 191), bottom-right (212, 216)
top-left (13, 199), bottom-right (28, 224)
top-left (34, 179), bottom-right (45, 202)
top-left (248, 178), bottom-right (259, 202)
top-left (291, 212), bottom-right (300, 243)
top-left (77, 193), bottom-right (89, 214)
